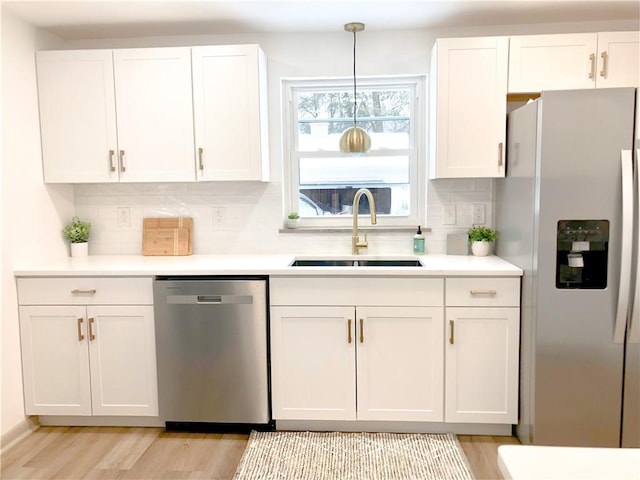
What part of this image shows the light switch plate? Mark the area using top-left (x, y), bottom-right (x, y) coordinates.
top-left (443, 204), bottom-right (456, 225)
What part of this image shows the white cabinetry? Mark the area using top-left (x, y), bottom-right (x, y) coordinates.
top-left (192, 45), bottom-right (269, 181)
top-left (270, 277), bottom-right (444, 422)
top-left (37, 48), bottom-right (195, 183)
top-left (17, 277), bottom-right (158, 416)
top-left (444, 277), bottom-right (520, 424)
top-left (429, 36), bottom-right (508, 178)
top-left (508, 32), bottom-right (639, 93)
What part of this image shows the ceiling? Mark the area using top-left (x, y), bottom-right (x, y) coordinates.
top-left (2, 0), bottom-right (639, 40)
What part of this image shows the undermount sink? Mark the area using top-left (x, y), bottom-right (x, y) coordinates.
top-left (290, 258), bottom-right (424, 267)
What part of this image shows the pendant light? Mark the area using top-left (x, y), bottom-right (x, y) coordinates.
top-left (339, 22), bottom-right (371, 154)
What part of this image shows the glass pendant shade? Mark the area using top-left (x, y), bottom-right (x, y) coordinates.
top-left (339, 125), bottom-right (371, 153)
top-left (340, 22), bottom-right (371, 154)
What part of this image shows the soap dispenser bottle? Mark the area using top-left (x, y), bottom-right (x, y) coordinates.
top-left (413, 226), bottom-right (425, 254)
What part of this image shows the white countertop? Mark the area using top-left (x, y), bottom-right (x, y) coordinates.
top-left (498, 445), bottom-right (640, 480)
top-left (13, 254), bottom-right (523, 277)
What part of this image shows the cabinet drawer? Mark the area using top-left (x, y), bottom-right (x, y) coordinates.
top-left (270, 277), bottom-right (444, 307)
top-left (446, 277), bottom-right (520, 307)
top-left (17, 277), bottom-right (153, 305)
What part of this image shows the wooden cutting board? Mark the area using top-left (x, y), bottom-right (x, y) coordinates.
top-left (142, 217), bottom-right (193, 256)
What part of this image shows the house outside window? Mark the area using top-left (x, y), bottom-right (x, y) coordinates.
top-left (283, 76), bottom-right (426, 227)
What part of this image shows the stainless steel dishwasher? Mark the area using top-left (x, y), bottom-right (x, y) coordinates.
top-left (153, 276), bottom-right (272, 431)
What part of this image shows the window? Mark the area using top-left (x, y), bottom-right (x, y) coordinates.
top-left (283, 76), bottom-right (425, 227)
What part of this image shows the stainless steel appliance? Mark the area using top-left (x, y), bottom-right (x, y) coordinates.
top-left (496, 87), bottom-right (639, 447)
top-left (153, 276), bottom-right (272, 431)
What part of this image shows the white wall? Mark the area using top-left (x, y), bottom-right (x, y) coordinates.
top-left (1, 9), bottom-right (73, 438)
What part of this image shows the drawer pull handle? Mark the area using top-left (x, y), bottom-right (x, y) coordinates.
top-left (588, 53), bottom-right (596, 79)
top-left (347, 319), bottom-right (352, 344)
top-left (88, 317), bottom-right (96, 341)
top-left (470, 290), bottom-right (497, 296)
top-left (498, 142), bottom-right (504, 167)
top-left (119, 150), bottom-right (126, 172)
top-left (198, 147), bottom-right (204, 171)
top-left (449, 319), bottom-right (455, 345)
top-left (77, 317), bottom-right (84, 341)
top-left (359, 318), bottom-right (364, 343)
top-left (71, 289), bottom-right (97, 295)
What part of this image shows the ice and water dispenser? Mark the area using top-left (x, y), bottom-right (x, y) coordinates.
top-left (556, 220), bottom-right (609, 289)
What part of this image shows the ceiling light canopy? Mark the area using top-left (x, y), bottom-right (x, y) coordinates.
top-left (339, 22), bottom-right (371, 154)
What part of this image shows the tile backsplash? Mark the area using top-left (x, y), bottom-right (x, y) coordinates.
top-left (74, 179), bottom-right (492, 256)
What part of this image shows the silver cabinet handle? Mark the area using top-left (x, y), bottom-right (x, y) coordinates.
top-left (449, 320), bottom-right (455, 345)
top-left (119, 150), bottom-right (126, 172)
top-left (600, 51), bottom-right (608, 78)
top-left (470, 290), bottom-right (497, 296)
top-left (198, 147), bottom-right (204, 171)
top-left (498, 142), bottom-right (504, 167)
top-left (109, 149), bottom-right (116, 172)
top-left (588, 53), bottom-right (596, 79)
top-left (347, 319), bottom-right (352, 344)
top-left (71, 289), bottom-right (96, 295)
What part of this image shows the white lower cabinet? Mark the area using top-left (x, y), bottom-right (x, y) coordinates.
top-left (444, 278), bottom-right (520, 424)
top-left (270, 305), bottom-right (444, 422)
top-left (17, 277), bottom-right (158, 417)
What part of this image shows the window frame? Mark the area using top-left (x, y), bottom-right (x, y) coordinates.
top-left (282, 75), bottom-right (427, 228)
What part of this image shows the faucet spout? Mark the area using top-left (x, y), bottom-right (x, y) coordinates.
top-left (352, 188), bottom-right (377, 255)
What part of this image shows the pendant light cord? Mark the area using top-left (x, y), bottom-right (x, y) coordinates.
top-left (352, 29), bottom-right (357, 126)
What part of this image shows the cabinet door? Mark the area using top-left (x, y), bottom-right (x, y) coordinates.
top-left (445, 307), bottom-right (519, 424)
top-left (36, 50), bottom-right (119, 183)
top-left (113, 48), bottom-right (195, 182)
top-left (596, 32), bottom-right (640, 88)
top-left (192, 45), bottom-right (269, 181)
top-left (19, 306), bottom-right (92, 415)
top-left (356, 306), bottom-right (444, 422)
top-left (270, 306), bottom-right (356, 420)
top-left (508, 34), bottom-right (598, 92)
top-left (87, 306), bottom-right (158, 416)
top-left (430, 36), bottom-right (508, 178)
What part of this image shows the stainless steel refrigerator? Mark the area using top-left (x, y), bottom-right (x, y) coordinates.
top-left (496, 87), bottom-right (639, 447)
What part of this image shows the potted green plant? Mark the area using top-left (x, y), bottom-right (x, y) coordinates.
top-left (467, 225), bottom-right (496, 257)
top-left (286, 212), bottom-right (300, 229)
top-left (62, 216), bottom-right (91, 257)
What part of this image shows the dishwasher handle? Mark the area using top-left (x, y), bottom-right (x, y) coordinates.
top-left (166, 294), bottom-right (254, 305)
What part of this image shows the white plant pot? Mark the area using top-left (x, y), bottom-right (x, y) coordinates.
top-left (70, 242), bottom-right (88, 258)
top-left (286, 218), bottom-right (300, 229)
top-left (471, 241), bottom-right (492, 257)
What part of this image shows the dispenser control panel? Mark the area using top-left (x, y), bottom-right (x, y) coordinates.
top-left (556, 220), bottom-right (609, 289)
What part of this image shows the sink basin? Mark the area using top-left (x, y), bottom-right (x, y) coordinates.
top-left (290, 258), bottom-right (423, 267)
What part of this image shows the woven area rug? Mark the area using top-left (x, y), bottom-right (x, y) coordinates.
top-left (233, 431), bottom-right (474, 480)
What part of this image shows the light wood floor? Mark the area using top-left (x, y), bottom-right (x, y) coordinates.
top-left (1, 426), bottom-right (519, 479)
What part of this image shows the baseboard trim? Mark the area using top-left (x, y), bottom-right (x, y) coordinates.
top-left (1, 416), bottom-right (40, 454)
top-left (38, 416), bottom-right (164, 427)
top-left (275, 420), bottom-right (513, 436)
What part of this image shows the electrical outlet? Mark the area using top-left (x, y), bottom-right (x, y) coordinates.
top-left (213, 206), bottom-right (225, 226)
top-left (117, 207), bottom-right (130, 227)
top-left (472, 204), bottom-right (485, 225)
top-left (443, 204), bottom-right (456, 225)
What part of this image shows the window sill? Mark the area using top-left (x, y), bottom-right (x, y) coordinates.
top-left (279, 226), bottom-right (431, 234)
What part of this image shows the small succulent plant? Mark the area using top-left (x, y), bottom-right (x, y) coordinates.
top-left (62, 216), bottom-right (91, 243)
top-left (467, 225), bottom-right (496, 243)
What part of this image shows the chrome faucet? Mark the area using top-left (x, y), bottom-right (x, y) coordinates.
top-left (352, 188), bottom-right (377, 255)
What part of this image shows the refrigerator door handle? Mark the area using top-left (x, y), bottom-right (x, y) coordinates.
top-left (614, 149), bottom-right (634, 343)
top-left (628, 148), bottom-right (640, 343)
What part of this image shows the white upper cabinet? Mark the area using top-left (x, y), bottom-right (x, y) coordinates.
top-left (508, 32), bottom-right (639, 93)
top-left (37, 47), bottom-right (195, 183)
top-left (430, 36), bottom-right (508, 179)
top-left (113, 48), bottom-right (195, 182)
top-left (192, 45), bottom-right (269, 181)
top-left (36, 50), bottom-right (119, 183)
top-left (596, 32), bottom-right (640, 88)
